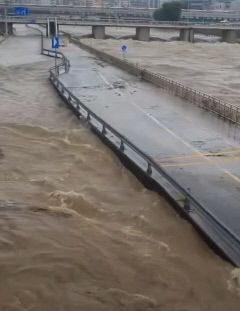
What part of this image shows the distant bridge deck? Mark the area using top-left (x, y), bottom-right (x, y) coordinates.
top-left (2, 15), bottom-right (240, 31)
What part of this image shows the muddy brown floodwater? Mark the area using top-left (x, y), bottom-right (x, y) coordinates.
top-left (0, 25), bottom-right (240, 311)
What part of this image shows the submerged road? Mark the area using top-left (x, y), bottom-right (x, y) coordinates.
top-left (58, 41), bottom-right (240, 244)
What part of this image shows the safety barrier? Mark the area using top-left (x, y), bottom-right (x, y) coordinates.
top-left (142, 70), bottom-right (240, 124)
top-left (28, 25), bottom-right (240, 266)
top-left (26, 24), bottom-right (70, 75)
top-left (69, 37), bottom-right (240, 125)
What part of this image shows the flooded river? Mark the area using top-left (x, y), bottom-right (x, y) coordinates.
top-left (0, 25), bottom-right (239, 311)
top-left (63, 25), bottom-right (240, 106)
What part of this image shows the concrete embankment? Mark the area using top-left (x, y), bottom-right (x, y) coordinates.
top-left (64, 34), bottom-right (240, 125)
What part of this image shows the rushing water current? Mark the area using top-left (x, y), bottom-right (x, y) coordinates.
top-left (0, 25), bottom-right (239, 311)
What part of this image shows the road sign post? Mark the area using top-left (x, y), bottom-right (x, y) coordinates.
top-left (52, 36), bottom-right (59, 75)
top-left (52, 36), bottom-right (59, 49)
top-left (121, 45), bottom-right (127, 59)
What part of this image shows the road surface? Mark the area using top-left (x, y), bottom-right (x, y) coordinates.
top-left (59, 41), bottom-right (240, 240)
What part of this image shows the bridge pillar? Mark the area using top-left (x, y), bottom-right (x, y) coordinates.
top-left (135, 27), bottom-right (150, 41)
top-left (92, 26), bottom-right (105, 39)
top-left (179, 28), bottom-right (194, 43)
top-left (0, 22), bottom-right (13, 35)
top-left (49, 21), bottom-right (56, 37)
top-left (222, 29), bottom-right (237, 43)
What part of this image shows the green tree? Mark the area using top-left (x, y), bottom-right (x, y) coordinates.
top-left (153, 1), bottom-right (187, 21)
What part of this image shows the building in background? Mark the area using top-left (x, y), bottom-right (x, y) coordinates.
top-left (186, 0), bottom-right (236, 9)
top-left (148, 0), bottom-right (161, 8)
top-left (188, 0), bottom-right (212, 9)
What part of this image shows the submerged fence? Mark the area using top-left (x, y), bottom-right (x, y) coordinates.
top-left (27, 25), bottom-right (240, 266)
top-left (69, 37), bottom-right (240, 125)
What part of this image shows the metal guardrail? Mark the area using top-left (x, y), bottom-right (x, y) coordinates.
top-left (28, 25), bottom-right (240, 266)
top-left (2, 15), bottom-right (184, 25)
top-left (26, 25), bottom-right (70, 73)
top-left (141, 69), bottom-right (240, 124)
top-left (7, 16), bottom-right (240, 29)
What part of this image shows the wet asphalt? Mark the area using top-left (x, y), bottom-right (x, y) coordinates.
top-left (59, 43), bottom-right (240, 238)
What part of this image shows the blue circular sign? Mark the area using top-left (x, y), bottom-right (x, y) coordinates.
top-left (122, 45), bottom-right (127, 52)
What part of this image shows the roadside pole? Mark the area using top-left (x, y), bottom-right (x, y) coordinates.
top-left (47, 17), bottom-right (50, 37)
top-left (52, 36), bottom-right (59, 75)
top-left (55, 17), bottom-right (58, 36)
top-left (55, 47), bottom-right (57, 74)
top-left (5, 6), bottom-right (8, 36)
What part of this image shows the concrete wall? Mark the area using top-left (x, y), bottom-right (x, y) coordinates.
top-left (70, 37), bottom-right (141, 76)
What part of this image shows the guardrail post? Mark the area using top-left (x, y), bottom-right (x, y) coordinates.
top-left (119, 139), bottom-right (124, 152)
top-left (87, 112), bottom-right (90, 121)
top-left (40, 34), bottom-right (43, 54)
top-left (102, 124), bottom-right (106, 135)
top-left (183, 197), bottom-right (191, 213)
top-left (147, 162), bottom-right (152, 176)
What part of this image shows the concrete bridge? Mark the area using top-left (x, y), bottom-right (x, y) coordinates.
top-left (1, 15), bottom-right (240, 42)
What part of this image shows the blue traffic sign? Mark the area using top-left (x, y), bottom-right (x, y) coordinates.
top-left (14, 7), bottom-right (28, 16)
top-left (52, 36), bottom-right (59, 49)
top-left (122, 45), bottom-right (127, 52)
top-left (121, 45), bottom-right (127, 58)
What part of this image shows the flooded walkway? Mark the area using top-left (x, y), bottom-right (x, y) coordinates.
top-left (0, 25), bottom-right (239, 310)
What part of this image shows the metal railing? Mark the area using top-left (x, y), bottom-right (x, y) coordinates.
top-left (26, 25), bottom-right (70, 74)
top-left (141, 69), bottom-right (240, 124)
top-left (28, 25), bottom-right (240, 266)
top-left (7, 16), bottom-right (240, 29)
top-left (1, 15), bottom-right (183, 26)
